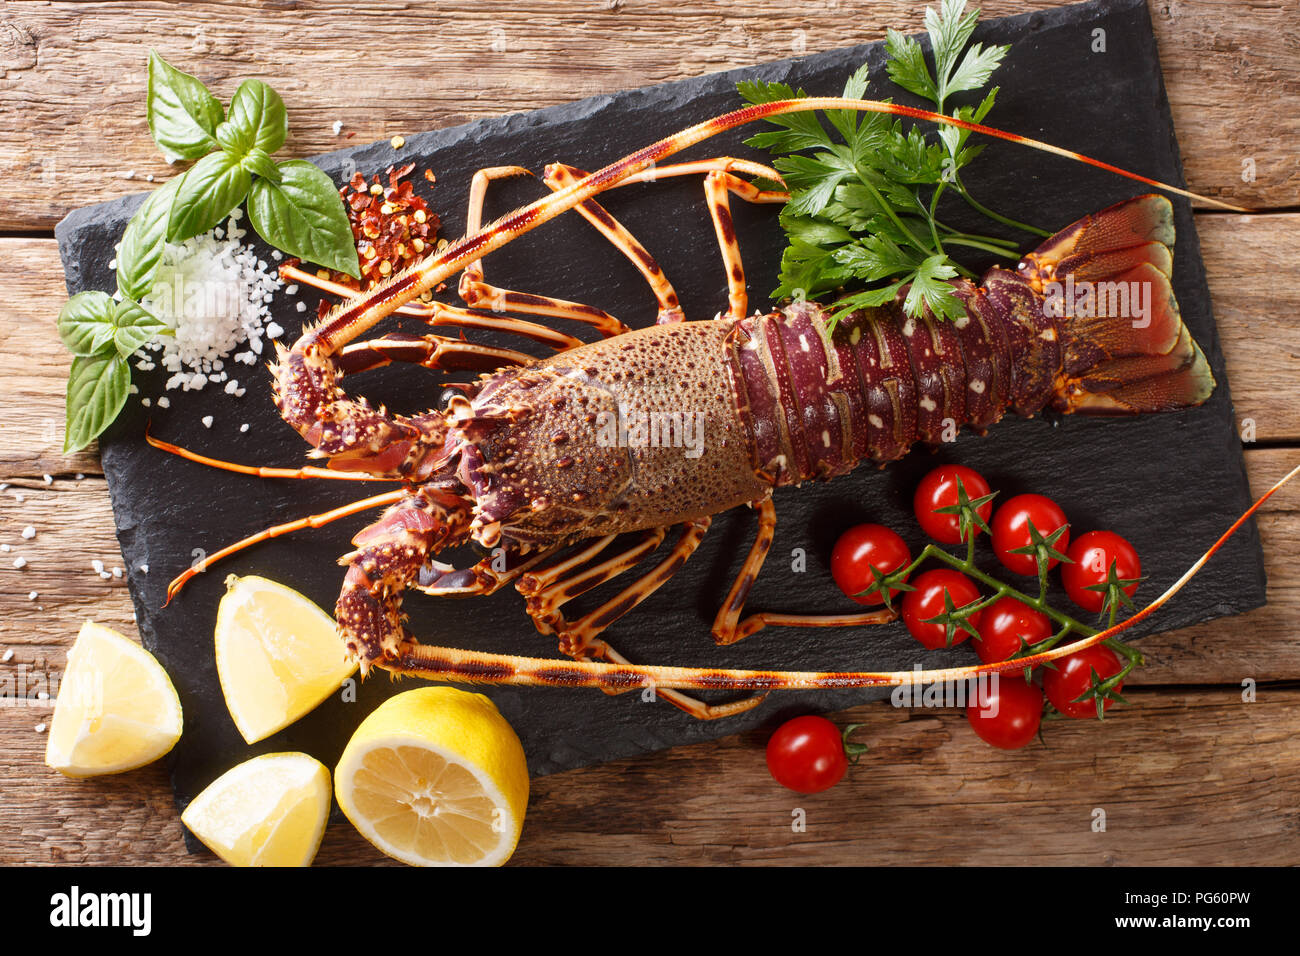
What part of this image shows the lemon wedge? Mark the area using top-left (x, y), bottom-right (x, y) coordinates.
top-left (181, 752), bottom-right (331, 867)
top-left (335, 687), bottom-right (529, 867)
top-left (46, 621), bottom-right (183, 777)
top-left (215, 574), bottom-right (357, 744)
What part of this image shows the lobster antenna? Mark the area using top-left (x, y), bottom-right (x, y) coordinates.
top-left (392, 463), bottom-right (1298, 691)
top-left (146, 429), bottom-right (404, 482)
top-left (311, 96), bottom-right (1248, 356)
top-left (163, 489), bottom-right (408, 605)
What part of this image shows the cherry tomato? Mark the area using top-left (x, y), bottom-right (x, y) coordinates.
top-left (913, 464), bottom-right (994, 545)
top-left (765, 715), bottom-right (849, 793)
top-left (900, 568), bottom-right (982, 649)
top-left (974, 595), bottom-right (1053, 664)
top-left (1043, 644), bottom-right (1124, 719)
top-left (1061, 530), bottom-right (1142, 614)
top-left (830, 523), bottom-right (912, 606)
top-left (966, 672), bottom-right (1044, 749)
top-left (991, 493), bottom-right (1070, 576)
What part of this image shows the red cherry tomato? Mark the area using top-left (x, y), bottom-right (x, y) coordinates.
top-left (765, 715), bottom-right (849, 793)
top-left (830, 523), bottom-right (912, 606)
top-left (1043, 644), bottom-right (1125, 719)
top-left (900, 568), bottom-right (982, 650)
top-left (991, 493), bottom-right (1070, 576)
top-left (1062, 530), bottom-right (1142, 614)
top-left (966, 672), bottom-right (1044, 749)
top-left (913, 464), bottom-right (994, 545)
top-left (974, 595), bottom-right (1053, 664)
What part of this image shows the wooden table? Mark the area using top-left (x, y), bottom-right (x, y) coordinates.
top-left (1, 0), bottom-right (1297, 866)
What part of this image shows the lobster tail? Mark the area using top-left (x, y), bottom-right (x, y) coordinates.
top-left (1013, 194), bottom-right (1217, 415)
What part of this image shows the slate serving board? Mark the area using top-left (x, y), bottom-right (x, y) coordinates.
top-left (57, 0), bottom-right (1263, 846)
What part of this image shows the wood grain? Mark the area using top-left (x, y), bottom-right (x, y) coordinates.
top-left (0, 0), bottom-right (1293, 233)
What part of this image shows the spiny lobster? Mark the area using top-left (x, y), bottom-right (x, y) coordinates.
top-left (159, 97), bottom-right (1234, 719)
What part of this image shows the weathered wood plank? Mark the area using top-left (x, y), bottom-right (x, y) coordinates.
top-left (0, 0), bottom-right (1293, 232)
top-left (2, 687), bottom-right (1296, 865)
top-left (0, 448), bottom-right (1295, 688)
top-left (5, 212), bottom-right (1297, 480)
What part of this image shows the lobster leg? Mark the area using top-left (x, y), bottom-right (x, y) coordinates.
top-left (337, 331), bottom-right (532, 375)
top-left (712, 497), bottom-right (897, 645)
top-left (531, 518), bottom-right (766, 719)
top-left (414, 542), bottom-right (563, 598)
top-left (277, 266), bottom-right (584, 352)
top-left (542, 164), bottom-right (684, 324)
top-left (458, 166), bottom-right (629, 338)
top-left (518, 529), bottom-right (666, 635)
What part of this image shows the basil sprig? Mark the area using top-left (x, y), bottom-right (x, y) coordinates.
top-left (59, 53), bottom-right (361, 453)
top-left (147, 52), bottom-right (359, 276)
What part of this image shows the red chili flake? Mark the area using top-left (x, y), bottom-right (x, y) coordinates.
top-left (286, 163), bottom-right (441, 294)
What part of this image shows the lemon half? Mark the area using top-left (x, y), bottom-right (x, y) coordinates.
top-left (215, 574), bottom-right (357, 744)
top-left (46, 622), bottom-right (183, 777)
top-left (181, 752), bottom-right (331, 867)
top-left (335, 687), bottom-right (530, 867)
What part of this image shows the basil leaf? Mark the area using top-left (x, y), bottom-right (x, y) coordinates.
top-left (58, 292), bottom-right (117, 356)
top-left (241, 147), bottom-right (280, 183)
top-left (115, 176), bottom-right (182, 301)
top-left (215, 119), bottom-right (255, 159)
top-left (64, 352), bottom-right (131, 454)
top-left (227, 79), bottom-right (287, 156)
top-left (166, 152), bottom-right (252, 242)
top-left (247, 160), bottom-right (360, 278)
top-left (111, 299), bottom-right (171, 358)
top-left (147, 51), bottom-right (224, 163)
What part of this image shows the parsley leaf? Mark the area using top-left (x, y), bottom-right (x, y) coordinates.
top-left (740, 0), bottom-right (1045, 330)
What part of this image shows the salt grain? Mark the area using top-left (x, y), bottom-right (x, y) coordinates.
top-left (13, 557), bottom-right (26, 569)
top-left (202, 415), bottom-right (214, 428)
top-left (139, 210), bottom-right (283, 399)
top-left (92, 559), bottom-right (104, 573)
top-left (0, 649), bottom-right (11, 662)
top-left (27, 591), bottom-right (36, 601)
top-left (286, 284), bottom-right (299, 295)
top-left (240, 424), bottom-right (249, 433)
top-left (0, 545), bottom-right (8, 552)
top-left (296, 301), bottom-right (306, 313)
top-left (21, 526), bottom-right (35, 539)
top-left (42, 474), bottom-right (52, 485)
top-left (332, 120), bottom-right (343, 135)
top-left (157, 397), bottom-right (170, 408)
top-left (35, 723), bottom-right (46, 733)
top-left (13, 493), bottom-right (24, 503)
top-left (139, 564), bottom-right (149, 574)
top-left (112, 567), bottom-right (123, 578)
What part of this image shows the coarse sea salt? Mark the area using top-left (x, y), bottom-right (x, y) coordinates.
top-left (137, 209), bottom-right (282, 397)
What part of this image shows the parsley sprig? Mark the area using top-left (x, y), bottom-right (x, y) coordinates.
top-left (739, 0), bottom-right (1049, 329)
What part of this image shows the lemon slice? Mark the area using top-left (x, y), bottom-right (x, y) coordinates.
top-left (215, 574), bottom-right (357, 744)
top-left (46, 621), bottom-right (183, 777)
top-left (181, 752), bottom-right (331, 867)
top-left (336, 687), bottom-right (529, 867)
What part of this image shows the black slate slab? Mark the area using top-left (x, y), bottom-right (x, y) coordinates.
top-left (56, 0), bottom-right (1263, 849)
